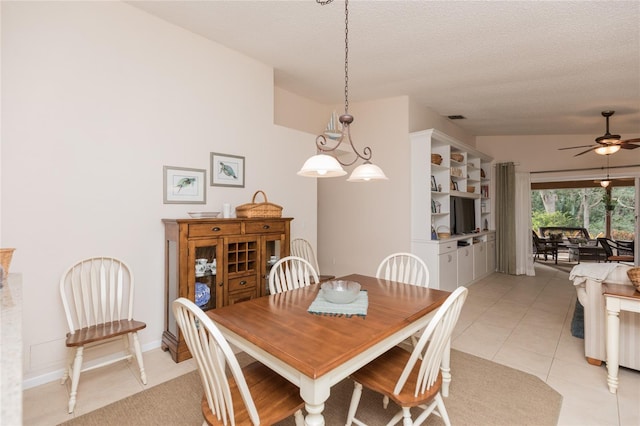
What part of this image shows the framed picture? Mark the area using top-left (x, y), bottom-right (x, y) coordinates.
top-left (211, 152), bottom-right (245, 187)
top-left (431, 199), bottom-right (436, 213)
top-left (430, 176), bottom-right (438, 192)
top-left (163, 166), bottom-right (206, 204)
top-left (451, 179), bottom-right (458, 191)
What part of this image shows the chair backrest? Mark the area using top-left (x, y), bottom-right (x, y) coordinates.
top-left (172, 298), bottom-right (260, 425)
top-left (269, 256), bottom-right (319, 295)
top-left (290, 238), bottom-right (320, 274)
top-left (393, 286), bottom-right (468, 396)
top-left (376, 252), bottom-right (430, 287)
top-left (59, 257), bottom-right (135, 334)
top-left (597, 238), bottom-right (613, 257)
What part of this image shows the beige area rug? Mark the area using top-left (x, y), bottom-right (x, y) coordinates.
top-left (60, 350), bottom-right (562, 426)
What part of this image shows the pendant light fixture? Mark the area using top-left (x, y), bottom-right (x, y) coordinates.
top-left (297, 0), bottom-right (388, 182)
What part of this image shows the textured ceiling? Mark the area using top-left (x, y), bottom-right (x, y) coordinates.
top-left (127, 0), bottom-right (640, 139)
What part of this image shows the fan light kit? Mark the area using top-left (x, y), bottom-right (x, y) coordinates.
top-left (559, 111), bottom-right (640, 157)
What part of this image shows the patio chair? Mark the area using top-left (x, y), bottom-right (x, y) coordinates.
top-left (532, 230), bottom-right (558, 262)
top-left (597, 238), bottom-right (634, 263)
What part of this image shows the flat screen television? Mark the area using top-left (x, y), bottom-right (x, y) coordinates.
top-left (450, 196), bottom-right (476, 235)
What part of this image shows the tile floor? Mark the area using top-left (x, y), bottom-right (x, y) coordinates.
top-left (23, 262), bottom-right (640, 425)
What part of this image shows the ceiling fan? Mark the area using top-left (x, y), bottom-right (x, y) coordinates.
top-left (559, 110), bottom-right (640, 156)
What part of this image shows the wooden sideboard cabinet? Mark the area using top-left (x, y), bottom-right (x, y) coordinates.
top-left (162, 217), bottom-right (292, 362)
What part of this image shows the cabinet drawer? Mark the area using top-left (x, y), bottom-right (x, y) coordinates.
top-left (244, 221), bottom-right (285, 234)
top-left (188, 222), bottom-right (241, 237)
top-left (438, 241), bottom-right (457, 254)
top-left (228, 275), bottom-right (257, 292)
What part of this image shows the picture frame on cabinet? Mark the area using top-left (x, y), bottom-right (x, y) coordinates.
top-left (430, 175), bottom-right (438, 192)
top-left (431, 200), bottom-right (436, 213)
top-left (210, 152), bottom-right (245, 187)
top-left (163, 166), bottom-right (206, 204)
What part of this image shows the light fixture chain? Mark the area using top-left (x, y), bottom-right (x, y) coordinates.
top-left (344, 0), bottom-right (349, 114)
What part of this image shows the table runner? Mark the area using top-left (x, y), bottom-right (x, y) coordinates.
top-left (308, 289), bottom-right (368, 318)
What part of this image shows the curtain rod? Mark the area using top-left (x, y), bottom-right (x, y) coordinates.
top-left (530, 164), bottom-right (640, 174)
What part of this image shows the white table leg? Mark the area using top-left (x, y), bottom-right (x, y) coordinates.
top-left (299, 376), bottom-right (330, 426)
top-left (605, 297), bottom-right (620, 394)
top-left (441, 338), bottom-right (451, 397)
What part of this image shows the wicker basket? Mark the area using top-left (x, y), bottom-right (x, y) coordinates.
top-left (0, 248), bottom-right (15, 278)
top-left (235, 190), bottom-right (283, 218)
top-left (467, 186), bottom-right (476, 193)
top-left (437, 225), bottom-right (451, 240)
top-left (431, 154), bottom-right (442, 165)
top-left (627, 267), bottom-right (640, 291)
top-left (451, 153), bottom-right (464, 163)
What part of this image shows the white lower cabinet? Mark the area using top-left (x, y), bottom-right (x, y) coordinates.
top-left (412, 231), bottom-right (495, 291)
top-left (438, 248), bottom-right (458, 292)
top-left (486, 234), bottom-right (496, 273)
top-left (473, 242), bottom-right (487, 280)
top-left (457, 245), bottom-right (473, 286)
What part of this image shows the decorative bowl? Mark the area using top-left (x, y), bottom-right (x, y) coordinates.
top-left (321, 280), bottom-right (361, 304)
top-left (188, 212), bottom-right (220, 219)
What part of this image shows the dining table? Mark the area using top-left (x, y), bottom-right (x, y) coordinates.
top-left (206, 273), bottom-right (451, 426)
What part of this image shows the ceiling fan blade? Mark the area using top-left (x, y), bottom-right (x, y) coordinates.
top-left (620, 142), bottom-right (640, 150)
top-left (621, 137), bottom-right (640, 144)
top-left (558, 145), bottom-right (596, 150)
top-left (574, 147), bottom-right (596, 157)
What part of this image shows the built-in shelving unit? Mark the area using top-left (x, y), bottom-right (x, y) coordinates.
top-left (410, 128), bottom-right (495, 291)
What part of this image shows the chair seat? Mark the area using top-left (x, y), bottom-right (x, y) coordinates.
top-left (65, 319), bottom-right (146, 347)
top-left (350, 346), bottom-right (442, 407)
top-left (202, 361), bottom-right (304, 426)
top-left (608, 255), bottom-right (634, 262)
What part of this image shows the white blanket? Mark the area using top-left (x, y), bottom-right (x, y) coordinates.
top-left (570, 263), bottom-right (632, 286)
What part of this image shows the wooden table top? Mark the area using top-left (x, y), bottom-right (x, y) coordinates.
top-left (603, 282), bottom-right (640, 300)
top-left (207, 274), bottom-right (450, 379)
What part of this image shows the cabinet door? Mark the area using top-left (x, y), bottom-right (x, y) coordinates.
top-left (187, 238), bottom-right (224, 312)
top-left (438, 251), bottom-right (458, 292)
top-left (457, 246), bottom-right (473, 286)
top-left (487, 239), bottom-right (496, 273)
top-left (473, 242), bottom-right (487, 279)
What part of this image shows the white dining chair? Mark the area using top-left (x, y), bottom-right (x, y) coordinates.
top-left (376, 252), bottom-right (430, 288)
top-left (269, 256), bottom-right (319, 295)
top-left (59, 257), bottom-right (147, 413)
top-left (290, 238), bottom-right (321, 275)
top-left (172, 298), bottom-right (305, 426)
top-left (345, 286), bottom-right (468, 426)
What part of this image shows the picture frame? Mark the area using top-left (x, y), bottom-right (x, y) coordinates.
top-left (430, 176), bottom-right (438, 192)
top-left (451, 179), bottom-right (459, 191)
top-left (163, 166), bottom-right (206, 204)
top-left (211, 152), bottom-right (245, 187)
top-left (431, 199), bottom-right (436, 213)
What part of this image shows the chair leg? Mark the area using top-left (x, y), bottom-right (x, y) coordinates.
top-left (345, 381), bottom-right (363, 426)
top-left (131, 332), bottom-right (147, 385)
top-left (68, 346), bottom-right (84, 413)
top-left (435, 393), bottom-right (451, 426)
top-left (61, 348), bottom-right (73, 384)
top-left (293, 409), bottom-right (305, 426)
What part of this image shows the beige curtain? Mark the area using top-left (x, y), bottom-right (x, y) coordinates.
top-left (496, 162), bottom-right (516, 274)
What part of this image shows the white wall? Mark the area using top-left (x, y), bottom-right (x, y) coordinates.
top-left (1, 1), bottom-right (317, 384)
top-left (316, 97), bottom-right (475, 278)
